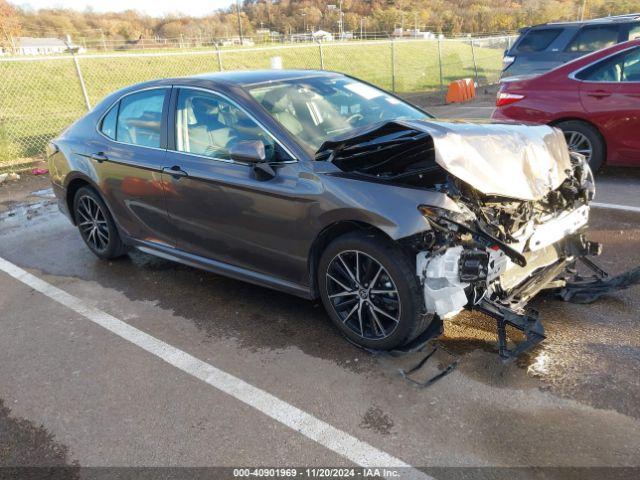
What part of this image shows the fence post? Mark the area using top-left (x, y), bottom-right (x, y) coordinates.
top-left (391, 39), bottom-right (396, 93)
top-left (470, 38), bottom-right (479, 86)
top-left (437, 36), bottom-right (444, 103)
top-left (72, 54), bottom-right (91, 111)
top-left (318, 41), bottom-right (324, 70)
top-left (216, 44), bottom-right (224, 71)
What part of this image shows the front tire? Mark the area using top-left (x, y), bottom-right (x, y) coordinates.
top-left (73, 186), bottom-right (127, 260)
top-left (318, 232), bottom-right (433, 350)
top-left (555, 120), bottom-right (605, 172)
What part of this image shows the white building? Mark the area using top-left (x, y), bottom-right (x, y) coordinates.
top-left (14, 37), bottom-right (85, 55)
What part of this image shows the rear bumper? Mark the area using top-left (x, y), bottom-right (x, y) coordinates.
top-left (51, 182), bottom-right (73, 223)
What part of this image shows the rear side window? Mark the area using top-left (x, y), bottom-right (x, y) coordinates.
top-left (575, 47), bottom-right (640, 82)
top-left (515, 28), bottom-right (562, 52)
top-left (116, 89), bottom-right (166, 148)
top-left (629, 24), bottom-right (640, 41)
top-left (566, 25), bottom-right (620, 52)
top-left (100, 104), bottom-right (118, 140)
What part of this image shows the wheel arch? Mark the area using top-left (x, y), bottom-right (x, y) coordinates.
top-left (64, 174), bottom-right (116, 228)
top-left (307, 220), bottom-right (394, 299)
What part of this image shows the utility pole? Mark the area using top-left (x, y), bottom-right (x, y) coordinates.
top-left (236, 0), bottom-right (244, 46)
top-left (338, 0), bottom-right (344, 38)
top-left (360, 17), bottom-right (364, 39)
top-left (580, 0), bottom-right (587, 21)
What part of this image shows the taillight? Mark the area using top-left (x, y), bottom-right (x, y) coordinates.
top-left (502, 55), bottom-right (516, 69)
top-left (496, 92), bottom-right (525, 107)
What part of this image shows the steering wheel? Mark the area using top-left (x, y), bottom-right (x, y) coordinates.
top-left (347, 113), bottom-right (364, 124)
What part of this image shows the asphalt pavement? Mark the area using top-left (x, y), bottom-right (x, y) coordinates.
top-left (1, 101), bottom-right (639, 479)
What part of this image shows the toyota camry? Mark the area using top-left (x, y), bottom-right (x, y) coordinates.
top-left (47, 70), bottom-right (627, 358)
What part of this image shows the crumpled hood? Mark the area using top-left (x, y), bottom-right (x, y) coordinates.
top-left (403, 119), bottom-right (572, 201)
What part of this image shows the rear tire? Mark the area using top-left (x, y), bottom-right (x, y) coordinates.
top-left (555, 120), bottom-right (605, 172)
top-left (318, 232), bottom-right (433, 350)
top-left (73, 186), bottom-right (127, 260)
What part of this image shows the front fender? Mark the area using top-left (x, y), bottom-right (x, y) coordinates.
top-left (314, 173), bottom-right (460, 240)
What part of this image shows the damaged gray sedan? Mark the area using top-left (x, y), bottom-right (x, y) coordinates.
top-left (48, 70), bottom-right (638, 359)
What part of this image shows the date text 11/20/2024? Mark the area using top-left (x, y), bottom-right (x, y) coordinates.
top-left (232, 468), bottom-right (402, 478)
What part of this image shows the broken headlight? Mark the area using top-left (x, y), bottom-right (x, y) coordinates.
top-left (418, 203), bottom-right (475, 225)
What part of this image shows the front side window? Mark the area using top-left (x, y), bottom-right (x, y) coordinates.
top-left (566, 25), bottom-right (620, 53)
top-left (116, 89), bottom-right (165, 148)
top-left (515, 28), bottom-right (562, 52)
top-left (248, 77), bottom-right (428, 150)
top-left (175, 89), bottom-right (281, 162)
top-left (576, 47), bottom-right (640, 82)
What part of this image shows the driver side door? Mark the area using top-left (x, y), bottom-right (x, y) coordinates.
top-left (162, 87), bottom-right (308, 285)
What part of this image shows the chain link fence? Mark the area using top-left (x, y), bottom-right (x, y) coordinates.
top-left (0, 35), bottom-right (514, 168)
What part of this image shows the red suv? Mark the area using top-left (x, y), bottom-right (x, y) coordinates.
top-left (492, 39), bottom-right (640, 170)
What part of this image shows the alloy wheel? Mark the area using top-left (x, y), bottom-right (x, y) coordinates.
top-left (564, 130), bottom-right (593, 163)
top-left (76, 195), bottom-right (110, 252)
top-left (325, 250), bottom-right (401, 340)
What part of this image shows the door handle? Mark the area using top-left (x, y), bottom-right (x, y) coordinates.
top-left (163, 165), bottom-right (188, 178)
top-left (90, 152), bottom-right (109, 163)
top-left (587, 90), bottom-right (612, 99)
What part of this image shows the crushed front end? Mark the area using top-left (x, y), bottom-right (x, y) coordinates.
top-left (317, 119), bottom-right (639, 359)
top-left (414, 153), bottom-right (599, 358)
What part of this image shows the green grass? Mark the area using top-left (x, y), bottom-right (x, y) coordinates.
top-left (0, 39), bottom-right (505, 165)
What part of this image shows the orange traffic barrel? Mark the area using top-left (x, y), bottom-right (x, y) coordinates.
top-left (446, 78), bottom-right (476, 103)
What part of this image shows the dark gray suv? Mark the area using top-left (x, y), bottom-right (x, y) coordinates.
top-left (47, 70), bottom-right (605, 358)
top-left (502, 14), bottom-right (640, 78)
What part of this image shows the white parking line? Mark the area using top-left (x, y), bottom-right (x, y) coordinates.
top-left (592, 202), bottom-right (640, 213)
top-left (0, 256), bottom-right (432, 479)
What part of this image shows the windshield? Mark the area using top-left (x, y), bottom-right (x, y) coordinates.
top-left (247, 76), bottom-right (429, 151)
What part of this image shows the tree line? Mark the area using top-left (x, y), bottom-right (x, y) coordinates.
top-left (2, 0), bottom-right (640, 47)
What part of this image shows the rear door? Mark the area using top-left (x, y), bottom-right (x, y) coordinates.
top-left (577, 46), bottom-right (640, 164)
top-left (88, 87), bottom-right (175, 246)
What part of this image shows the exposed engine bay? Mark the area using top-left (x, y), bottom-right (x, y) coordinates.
top-left (317, 119), bottom-right (640, 359)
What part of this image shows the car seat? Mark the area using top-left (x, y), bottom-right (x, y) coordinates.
top-left (186, 97), bottom-right (235, 157)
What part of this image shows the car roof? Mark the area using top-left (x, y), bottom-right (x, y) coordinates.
top-left (147, 69), bottom-right (344, 89)
top-left (528, 13), bottom-right (640, 29)
top-left (195, 69), bottom-right (343, 85)
top-left (94, 69), bottom-right (348, 114)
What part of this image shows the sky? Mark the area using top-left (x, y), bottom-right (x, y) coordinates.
top-left (14, 0), bottom-right (236, 17)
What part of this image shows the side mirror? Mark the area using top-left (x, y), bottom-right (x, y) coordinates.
top-left (229, 140), bottom-right (276, 180)
top-left (229, 140), bottom-right (266, 164)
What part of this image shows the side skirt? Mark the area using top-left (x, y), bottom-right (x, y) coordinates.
top-left (128, 239), bottom-right (314, 300)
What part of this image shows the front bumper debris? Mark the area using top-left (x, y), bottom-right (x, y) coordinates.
top-left (559, 261), bottom-right (640, 304)
top-left (343, 317), bottom-right (458, 388)
top-left (416, 228), bottom-right (640, 359)
top-left (473, 300), bottom-right (545, 360)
